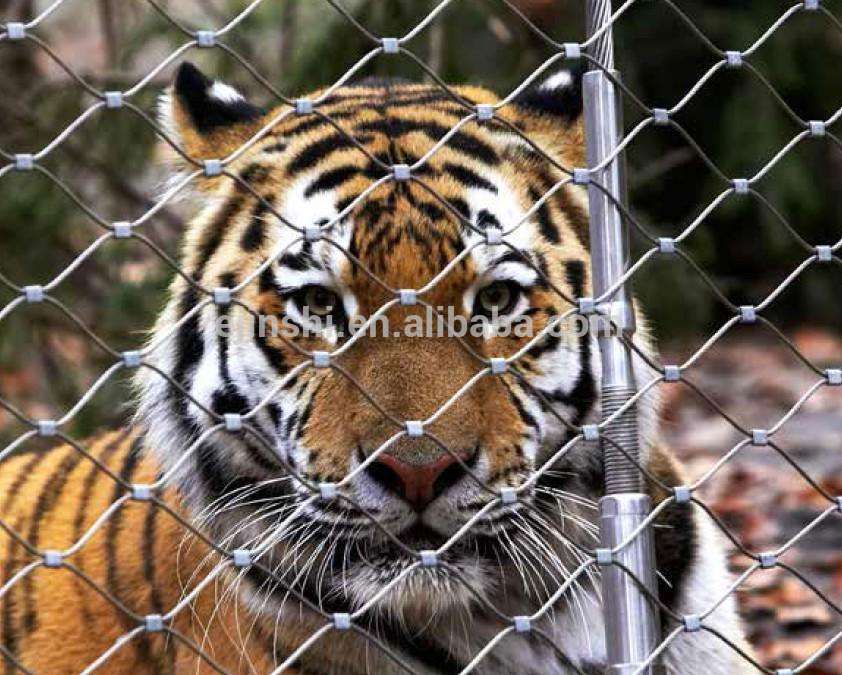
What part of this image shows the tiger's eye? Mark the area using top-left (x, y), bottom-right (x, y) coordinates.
top-left (303, 286), bottom-right (339, 317)
top-left (476, 281), bottom-right (518, 317)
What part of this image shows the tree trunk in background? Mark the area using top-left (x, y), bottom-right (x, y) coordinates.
top-left (98, 0), bottom-right (120, 68)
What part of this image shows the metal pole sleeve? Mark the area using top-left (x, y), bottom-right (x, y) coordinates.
top-left (600, 496), bottom-right (663, 675)
top-left (582, 2), bottom-right (663, 673)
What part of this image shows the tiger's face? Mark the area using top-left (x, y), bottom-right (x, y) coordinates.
top-left (138, 63), bottom-right (603, 622)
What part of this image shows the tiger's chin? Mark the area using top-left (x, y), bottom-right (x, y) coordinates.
top-left (315, 523), bottom-right (500, 625)
top-left (340, 549), bottom-right (497, 625)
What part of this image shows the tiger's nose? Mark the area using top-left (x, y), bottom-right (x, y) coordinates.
top-left (366, 450), bottom-right (473, 511)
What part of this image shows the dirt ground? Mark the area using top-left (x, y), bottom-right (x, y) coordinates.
top-left (661, 329), bottom-right (842, 674)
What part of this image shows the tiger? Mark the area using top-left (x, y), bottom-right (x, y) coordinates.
top-left (0, 62), bottom-right (750, 674)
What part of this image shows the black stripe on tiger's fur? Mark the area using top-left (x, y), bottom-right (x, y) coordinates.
top-left (106, 435), bottom-right (165, 668)
top-left (240, 198), bottom-right (274, 252)
top-left (22, 447), bottom-right (84, 633)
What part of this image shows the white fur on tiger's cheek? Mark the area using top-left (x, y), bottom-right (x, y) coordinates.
top-left (528, 335), bottom-right (582, 393)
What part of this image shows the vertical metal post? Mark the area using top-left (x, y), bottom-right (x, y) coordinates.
top-left (582, 2), bottom-right (663, 673)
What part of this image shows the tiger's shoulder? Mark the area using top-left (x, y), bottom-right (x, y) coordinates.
top-left (0, 430), bottom-right (309, 674)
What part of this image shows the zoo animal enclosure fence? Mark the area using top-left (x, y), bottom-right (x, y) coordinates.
top-left (1, 0), bottom-right (841, 673)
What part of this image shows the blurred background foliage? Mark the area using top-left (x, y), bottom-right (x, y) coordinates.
top-left (0, 0), bottom-right (840, 443)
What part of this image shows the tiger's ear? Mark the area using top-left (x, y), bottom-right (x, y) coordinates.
top-left (157, 62), bottom-right (266, 175)
top-left (511, 68), bottom-right (585, 167)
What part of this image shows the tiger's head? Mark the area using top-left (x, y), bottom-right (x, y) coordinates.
top-left (137, 62), bottom-right (613, 624)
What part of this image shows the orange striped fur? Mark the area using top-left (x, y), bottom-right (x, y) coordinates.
top-left (0, 432), bottom-right (329, 674)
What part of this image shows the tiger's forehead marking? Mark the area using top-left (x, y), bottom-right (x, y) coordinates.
top-left (269, 172), bottom-right (541, 306)
top-left (267, 155), bottom-right (542, 287)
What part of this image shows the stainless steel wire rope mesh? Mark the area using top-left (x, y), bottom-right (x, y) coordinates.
top-left (0, 0), bottom-right (839, 673)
